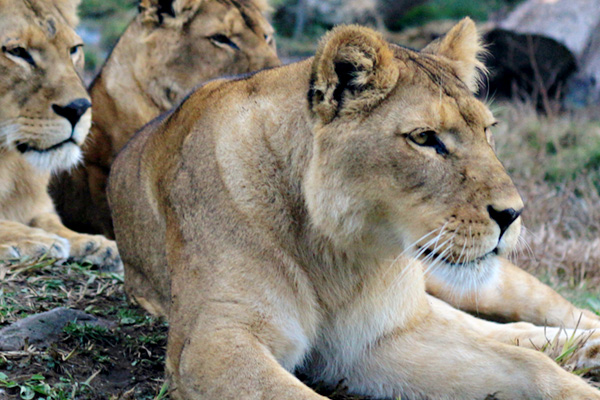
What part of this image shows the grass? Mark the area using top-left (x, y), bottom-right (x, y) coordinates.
top-left (0, 260), bottom-right (168, 399)
top-left (492, 101), bottom-right (600, 293)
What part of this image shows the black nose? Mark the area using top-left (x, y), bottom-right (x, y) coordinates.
top-left (488, 206), bottom-right (522, 239)
top-left (52, 98), bottom-right (91, 129)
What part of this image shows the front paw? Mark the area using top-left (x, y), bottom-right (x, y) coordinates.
top-left (574, 338), bottom-right (600, 372)
top-left (0, 227), bottom-right (70, 262)
top-left (69, 234), bottom-right (123, 272)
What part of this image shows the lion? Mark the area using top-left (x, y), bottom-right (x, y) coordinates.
top-left (49, 0), bottom-right (280, 238)
top-left (108, 19), bottom-right (600, 399)
top-left (0, 0), bottom-right (120, 270)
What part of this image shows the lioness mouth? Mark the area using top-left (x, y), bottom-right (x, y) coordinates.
top-left (419, 247), bottom-right (498, 267)
top-left (16, 137), bottom-right (77, 154)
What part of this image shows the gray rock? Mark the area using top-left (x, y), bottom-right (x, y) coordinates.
top-left (0, 307), bottom-right (113, 351)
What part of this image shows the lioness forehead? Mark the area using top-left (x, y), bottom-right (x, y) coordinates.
top-left (0, 0), bottom-right (78, 44)
top-left (214, 0), bottom-right (273, 34)
top-left (392, 47), bottom-right (494, 129)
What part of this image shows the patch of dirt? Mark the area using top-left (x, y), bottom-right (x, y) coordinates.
top-left (0, 259), bottom-right (168, 399)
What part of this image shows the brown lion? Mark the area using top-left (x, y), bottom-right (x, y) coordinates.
top-left (0, 0), bottom-right (120, 270)
top-left (50, 0), bottom-right (280, 238)
top-left (109, 20), bottom-right (600, 399)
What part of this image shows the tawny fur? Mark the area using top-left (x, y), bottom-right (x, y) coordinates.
top-left (49, 0), bottom-right (280, 238)
top-left (109, 19), bottom-right (600, 399)
top-left (0, 0), bottom-right (120, 270)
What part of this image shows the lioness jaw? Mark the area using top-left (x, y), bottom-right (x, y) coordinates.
top-left (109, 18), bottom-right (600, 400)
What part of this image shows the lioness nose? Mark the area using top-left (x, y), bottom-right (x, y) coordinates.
top-left (487, 206), bottom-right (522, 239)
top-left (52, 98), bottom-right (91, 129)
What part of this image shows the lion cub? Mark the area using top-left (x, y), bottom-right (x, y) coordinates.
top-left (0, 0), bottom-right (120, 270)
top-left (50, 0), bottom-right (279, 239)
top-left (109, 20), bottom-right (600, 399)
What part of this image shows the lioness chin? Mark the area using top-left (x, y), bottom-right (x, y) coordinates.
top-left (109, 19), bottom-right (600, 399)
top-left (0, 0), bottom-right (120, 270)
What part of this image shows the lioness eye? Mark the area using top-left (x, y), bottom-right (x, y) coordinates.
top-left (209, 34), bottom-right (240, 50)
top-left (409, 130), bottom-right (448, 156)
top-left (3, 46), bottom-right (36, 67)
top-left (485, 127), bottom-right (496, 150)
top-left (70, 45), bottom-right (82, 56)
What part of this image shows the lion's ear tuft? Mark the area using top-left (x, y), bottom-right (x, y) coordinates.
top-left (422, 17), bottom-right (487, 92)
top-left (309, 25), bottom-right (400, 124)
top-left (55, 0), bottom-right (81, 27)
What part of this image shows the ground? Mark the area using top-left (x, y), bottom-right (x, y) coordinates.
top-left (0, 260), bottom-right (168, 400)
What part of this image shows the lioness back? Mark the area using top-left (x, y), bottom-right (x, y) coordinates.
top-left (109, 66), bottom-right (309, 316)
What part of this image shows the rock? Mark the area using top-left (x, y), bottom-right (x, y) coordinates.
top-left (485, 0), bottom-right (600, 107)
top-left (0, 307), bottom-right (114, 351)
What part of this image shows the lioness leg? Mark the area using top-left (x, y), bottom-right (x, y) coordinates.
top-left (426, 257), bottom-right (600, 329)
top-left (0, 220), bottom-right (70, 261)
top-left (337, 300), bottom-right (600, 399)
top-left (30, 212), bottom-right (122, 271)
top-left (429, 295), bottom-right (600, 371)
top-left (168, 312), bottom-right (326, 400)
top-left (171, 330), bottom-right (326, 400)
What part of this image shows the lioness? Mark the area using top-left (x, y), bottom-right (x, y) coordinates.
top-left (0, 0), bottom-right (119, 269)
top-left (109, 20), bottom-right (600, 399)
top-left (50, 0), bottom-right (279, 238)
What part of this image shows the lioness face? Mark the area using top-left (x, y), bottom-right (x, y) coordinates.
top-left (343, 77), bottom-right (523, 267)
top-left (0, 0), bottom-right (91, 172)
top-left (306, 22), bottom-right (523, 280)
top-left (138, 0), bottom-right (280, 109)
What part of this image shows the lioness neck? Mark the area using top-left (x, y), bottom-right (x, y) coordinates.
top-left (87, 21), bottom-right (162, 166)
top-left (0, 150), bottom-right (52, 222)
top-left (213, 61), bottom-right (409, 308)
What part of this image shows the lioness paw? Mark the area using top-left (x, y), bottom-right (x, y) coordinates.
top-left (69, 234), bottom-right (123, 272)
top-left (575, 338), bottom-right (600, 372)
top-left (0, 232), bottom-right (70, 262)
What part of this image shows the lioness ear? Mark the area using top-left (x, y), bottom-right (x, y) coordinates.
top-left (310, 25), bottom-right (400, 124)
top-left (139, 0), bottom-right (201, 25)
top-left (55, 0), bottom-right (81, 27)
top-left (422, 17), bottom-right (486, 92)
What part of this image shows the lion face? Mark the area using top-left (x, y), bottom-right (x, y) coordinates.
top-left (0, 0), bottom-right (91, 172)
top-left (136, 0), bottom-right (280, 110)
top-left (305, 20), bottom-right (523, 281)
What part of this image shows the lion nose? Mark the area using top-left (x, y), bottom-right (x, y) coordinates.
top-left (487, 206), bottom-right (522, 240)
top-left (52, 98), bottom-right (91, 129)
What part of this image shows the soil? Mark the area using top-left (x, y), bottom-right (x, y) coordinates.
top-left (0, 259), bottom-right (168, 400)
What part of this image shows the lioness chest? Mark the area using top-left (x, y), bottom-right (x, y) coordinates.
top-left (0, 154), bottom-right (51, 222)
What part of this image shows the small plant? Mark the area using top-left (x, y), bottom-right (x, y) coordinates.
top-left (0, 372), bottom-right (93, 400)
top-left (155, 381), bottom-right (170, 400)
top-left (63, 322), bottom-right (117, 346)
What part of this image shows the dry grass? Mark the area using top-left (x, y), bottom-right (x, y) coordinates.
top-left (493, 101), bottom-right (600, 301)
